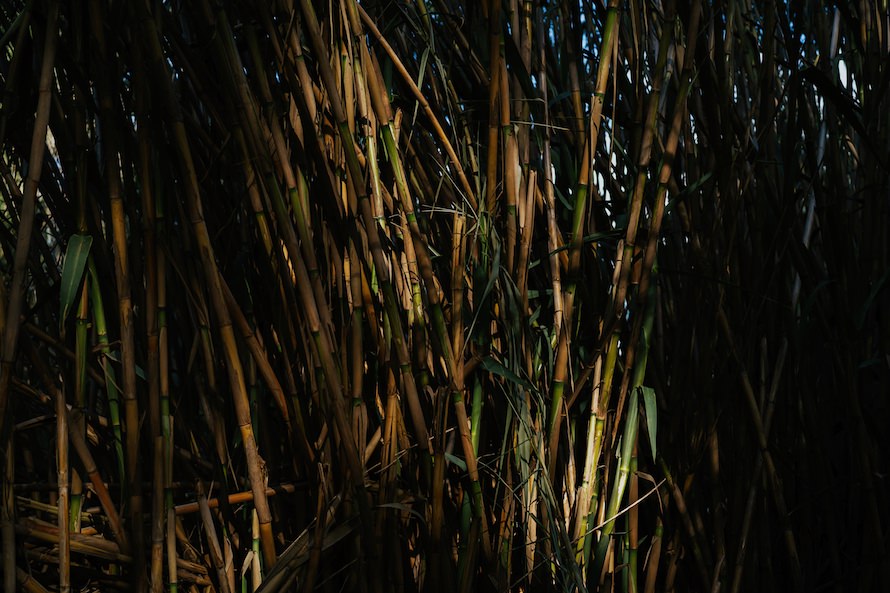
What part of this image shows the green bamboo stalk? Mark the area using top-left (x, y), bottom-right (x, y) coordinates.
top-left (251, 509), bottom-right (262, 590)
top-left (88, 260), bottom-right (126, 490)
top-left (591, 286), bottom-right (654, 582)
top-left (68, 10), bottom-right (90, 533)
top-left (547, 0), bottom-right (621, 476)
top-left (69, 281), bottom-right (88, 533)
top-left (498, 26), bottom-right (519, 276)
top-left (373, 114), bottom-right (483, 486)
top-left (628, 443), bottom-right (639, 593)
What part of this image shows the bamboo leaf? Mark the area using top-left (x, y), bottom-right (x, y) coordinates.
top-left (641, 385), bottom-right (657, 461)
top-left (480, 356), bottom-right (532, 390)
top-left (377, 502), bottom-right (426, 525)
top-left (58, 234), bottom-right (92, 336)
top-left (445, 452), bottom-right (467, 471)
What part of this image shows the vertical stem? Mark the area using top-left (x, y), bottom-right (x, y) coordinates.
top-left (56, 382), bottom-right (69, 593)
top-left (628, 442), bottom-right (639, 593)
top-left (88, 2), bottom-right (144, 586)
top-left (0, 5), bottom-right (59, 591)
top-left (197, 480), bottom-right (232, 593)
top-left (548, 0), bottom-right (621, 476)
top-left (150, 436), bottom-right (164, 593)
top-left (136, 0), bottom-right (278, 567)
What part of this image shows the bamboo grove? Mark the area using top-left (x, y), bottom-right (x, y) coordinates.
top-left (0, 0), bottom-right (888, 591)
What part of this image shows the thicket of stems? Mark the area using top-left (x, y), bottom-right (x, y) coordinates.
top-left (0, 1), bottom-right (887, 592)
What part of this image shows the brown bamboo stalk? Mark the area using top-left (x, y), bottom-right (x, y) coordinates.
top-left (0, 5), bottom-right (59, 588)
top-left (532, 2), bottom-right (559, 572)
top-left (220, 279), bottom-right (291, 429)
top-left (16, 567), bottom-right (51, 593)
top-left (196, 480), bottom-right (232, 593)
top-left (130, 43), bottom-right (167, 592)
top-left (356, 44), bottom-right (494, 554)
top-left (67, 408), bottom-right (128, 553)
top-left (18, 516), bottom-right (130, 562)
top-left (298, 1), bottom-right (431, 473)
top-left (150, 435), bottom-right (164, 593)
top-left (539, 19), bottom-right (568, 461)
top-left (165, 427), bottom-right (178, 592)
top-left (3, 449), bottom-right (17, 592)
top-left (561, 0), bottom-right (585, 150)
top-left (135, 0), bottom-right (278, 567)
top-left (173, 483), bottom-right (299, 516)
top-left (356, 5), bottom-right (478, 210)
top-left (88, 3), bottom-right (144, 588)
top-left (483, 0), bottom-right (501, 216)
top-left (56, 382), bottom-right (70, 593)
top-left (643, 517), bottom-right (664, 593)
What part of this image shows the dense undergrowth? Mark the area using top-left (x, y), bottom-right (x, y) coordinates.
top-left (0, 1), bottom-right (888, 592)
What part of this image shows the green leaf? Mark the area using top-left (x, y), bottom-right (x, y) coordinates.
top-left (445, 452), bottom-right (467, 471)
top-left (59, 234), bottom-right (92, 336)
top-left (641, 385), bottom-right (658, 460)
top-left (480, 356), bottom-right (533, 390)
top-left (104, 350), bottom-right (148, 381)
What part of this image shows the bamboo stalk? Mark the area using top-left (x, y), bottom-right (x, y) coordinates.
top-left (196, 480), bottom-right (231, 593)
top-left (15, 567), bottom-right (51, 593)
top-left (135, 1), bottom-right (278, 567)
top-left (0, 1), bottom-right (886, 591)
top-left (56, 382), bottom-right (70, 593)
top-left (356, 5), bottom-right (478, 211)
top-left (0, 5), bottom-right (59, 587)
top-left (173, 483), bottom-right (300, 516)
top-left (17, 516), bottom-right (130, 563)
top-left (293, 24), bottom-right (430, 593)
top-left (66, 408), bottom-right (128, 553)
top-left (548, 0), bottom-right (622, 479)
top-left (88, 3), bottom-right (144, 587)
